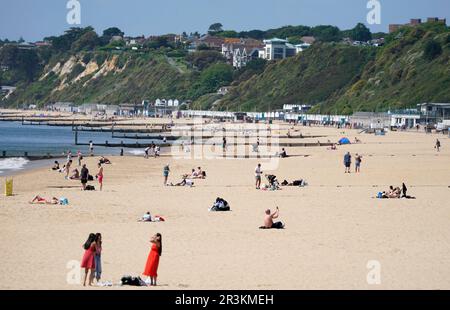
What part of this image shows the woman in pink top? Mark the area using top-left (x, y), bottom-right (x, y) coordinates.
top-left (80, 233), bottom-right (96, 286)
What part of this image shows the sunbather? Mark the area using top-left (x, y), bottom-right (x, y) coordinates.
top-left (30, 195), bottom-right (59, 205)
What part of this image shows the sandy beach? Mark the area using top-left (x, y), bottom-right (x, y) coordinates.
top-left (1, 124), bottom-right (449, 290)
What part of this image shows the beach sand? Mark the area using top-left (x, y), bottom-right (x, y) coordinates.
top-left (1, 125), bottom-right (449, 290)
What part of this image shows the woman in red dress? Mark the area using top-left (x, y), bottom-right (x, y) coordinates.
top-left (143, 233), bottom-right (162, 286)
top-left (80, 233), bottom-right (96, 286)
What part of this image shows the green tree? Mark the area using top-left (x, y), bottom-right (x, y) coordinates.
top-left (208, 23), bottom-right (223, 34)
top-left (102, 27), bottom-right (124, 38)
top-left (312, 25), bottom-right (342, 42)
top-left (350, 23), bottom-right (372, 42)
top-left (186, 50), bottom-right (226, 70)
top-left (423, 40), bottom-right (442, 60)
top-left (71, 30), bottom-right (100, 51)
top-left (189, 63), bottom-right (233, 99)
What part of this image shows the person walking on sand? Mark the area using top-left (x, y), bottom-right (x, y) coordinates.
top-left (94, 233), bottom-right (102, 283)
top-left (355, 153), bottom-right (362, 173)
top-left (143, 233), bottom-right (162, 286)
top-left (435, 139), bottom-right (441, 152)
top-left (65, 160), bottom-right (72, 179)
top-left (96, 163), bottom-right (104, 191)
top-left (80, 233), bottom-right (96, 286)
top-left (344, 152), bottom-right (352, 173)
top-left (163, 164), bottom-right (170, 185)
top-left (255, 163), bottom-right (262, 189)
top-left (81, 164), bottom-right (89, 190)
top-left (77, 151), bottom-right (83, 166)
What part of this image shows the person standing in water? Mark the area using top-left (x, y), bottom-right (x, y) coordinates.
top-left (80, 233), bottom-right (96, 286)
top-left (143, 233), bottom-right (162, 286)
top-left (163, 164), bottom-right (170, 185)
top-left (96, 163), bottom-right (104, 191)
top-left (89, 141), bottom-right (94, 156)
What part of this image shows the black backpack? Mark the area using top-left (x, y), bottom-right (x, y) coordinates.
top-left (85, 185), bottom-right (95, 191)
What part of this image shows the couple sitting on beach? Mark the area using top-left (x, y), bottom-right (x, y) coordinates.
top-left (377, 183), bottom-right (416, 199)
top-left (186, 167), bottom-right (206, 179)
top-left (260, 207), bottom-right (285, 229)
top-left (209, 197), bottom-right (230, 212)
top-left (30, 195), bottom-right (69, 205)
top-left (138, 212), bottom-right (165, 222)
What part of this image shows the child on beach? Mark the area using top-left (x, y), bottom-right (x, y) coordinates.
top-left (435, 139), bottom-right (441, 152)
top-left (80, 233), bottom-right (96, 286)
top-left (52, 161), bottom-right (60, 171)
top-left (96, 163), bottom-right (103, 191)
top-left (77, 151), bottom-right (83, 166)
top-left (163, 164), bottom-right (170, 185)
top-left (65, 160), bottom-right (72, 179)
top-left (143, 233), bottom-right (162, 286)
top-left (355, 154), bottom-right (362, 173)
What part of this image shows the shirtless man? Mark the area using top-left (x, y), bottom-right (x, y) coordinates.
top-left (263, 207), bottom-right (284, 229)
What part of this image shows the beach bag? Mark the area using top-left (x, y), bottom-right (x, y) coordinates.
top-left (377, 192), bottom-right (383, 199)
top-left (121, 276), bottom-right (146, 286)
top-left (59, 198), bottom-right (69, 205)
top-left (4, 178), bottom-right (13, 196)
top-left (85, 185), bottom-right (95, 191)
top-left (292, 180), bottom-right (303, 186)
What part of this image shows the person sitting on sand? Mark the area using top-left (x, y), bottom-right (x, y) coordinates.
top-left (30, 195), bottom-right (59, 205)
top-left (279, 148), bottom-right (288, 158)
top-left (139, 212), bottom-right (152, 222)
top-left (70, 168), bottom-right (80, 180)
top-left (190, 169), bottom-right (199, 178)
top-left (260, 207), bottom-right (284, 229)
top-left (99, 156), bottom-right (111, 165)
top-left (354, 137), bottom-right (362, 144)
top-left (52, 161), bottom-right (60, 171)
top-left (196, 167), bottom-right (206, 179)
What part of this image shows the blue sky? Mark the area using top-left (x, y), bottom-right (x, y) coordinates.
top-left (1, 0), bottom-right (449, 41)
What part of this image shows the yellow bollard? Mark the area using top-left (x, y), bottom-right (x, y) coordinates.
top-left (5, 178), bottom-right (13, 196)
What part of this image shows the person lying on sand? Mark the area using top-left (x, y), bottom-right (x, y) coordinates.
top-left (30, 195), bottom-right (59, 205)
top-left (387, 186), bottom-right (401, 198)
top-left (169, 177), bottom-right (194, 187)
top-left (260, 207), bottom-right (285, 229)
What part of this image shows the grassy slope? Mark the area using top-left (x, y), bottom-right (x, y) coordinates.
top-left (217, 43), bottom-right (375, 112)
